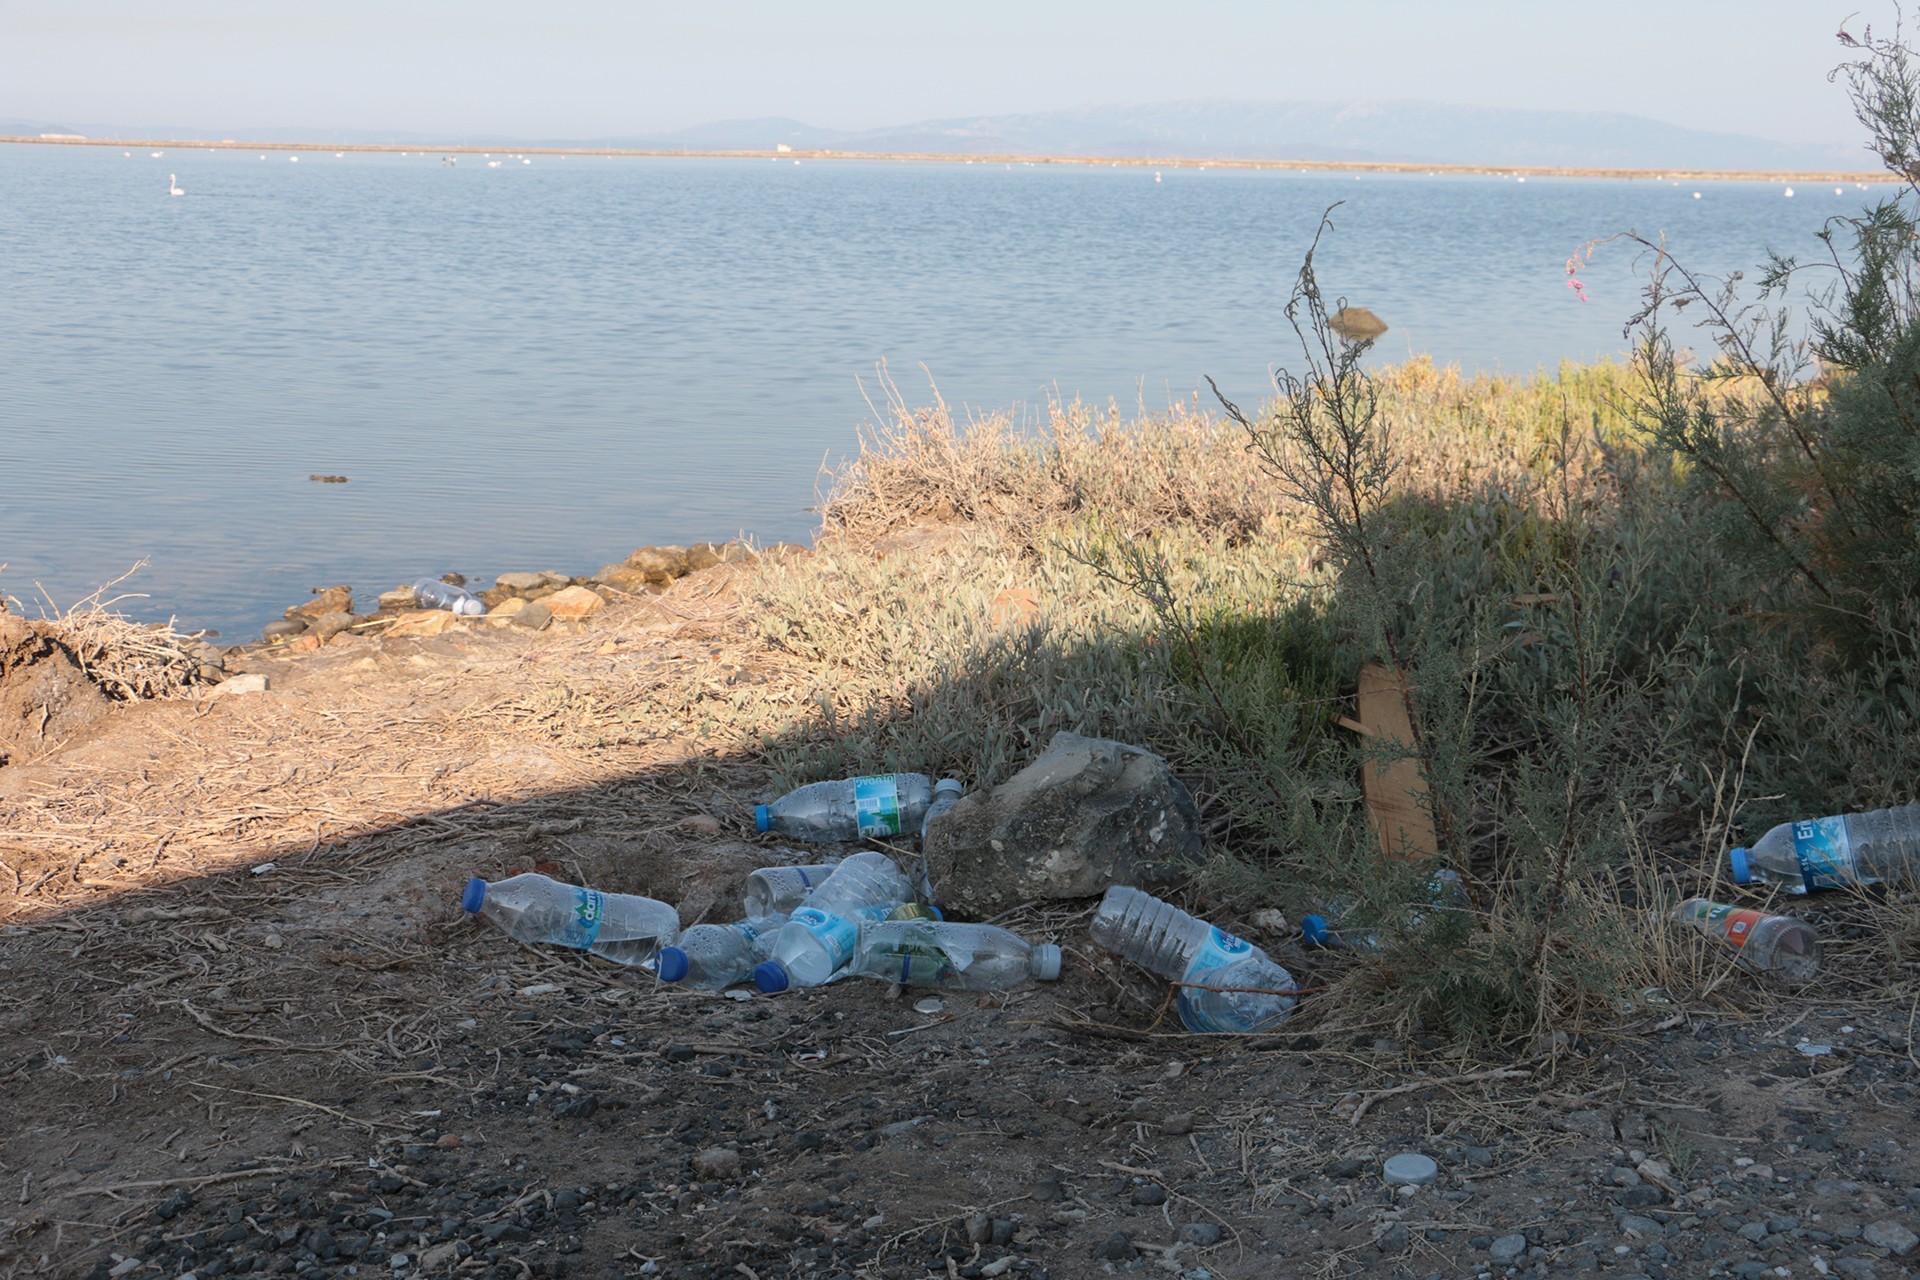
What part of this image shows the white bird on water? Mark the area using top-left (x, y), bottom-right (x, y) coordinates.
top-left (168, 173), bottom-right (184, 197)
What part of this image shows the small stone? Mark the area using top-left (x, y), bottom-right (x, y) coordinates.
top-left (309, 610), bottom-right (357, 642)
top-left (383, 610), bottom-right (462, 638)
top-left (211, 672), bottom-right (269, 697)
top-left (1384, 1153), bottom-right (1439, 1187)
top-left (1162, 1113), bottom-right (1194, 1135)
top-left (1176, 1222), bottom-right (1223, 1248)
top-left (286, 586), bottom-right (352, 621)
top-left (154, 1188), bottom-right (193, 1221)
top-left (691, 1147), bottom-right (741, 1180)
top-left (1092, 1231), bottom-right (1136, 1262)
top-left (511, 601), bottom-right (554, 631)
top-left (1030, 1175), bottom-right (1064, 1202)
top-left (965, 1214), bottom-right (992, 1245)
top-left (990, 1219), bottom-right (1015, 1246)
top-left (1488, 1233), bottom-right (1528, 1264)
top-left (1738, 1222), bottom-right (1771, 1243)
top-left (261, 618), bottom-right (307, 644)
top-left (1834, 1258), bottom-right (1880, 1280)
top-left (496, 571), bottom-right (548, 592)
top-left (109, 1259), bottom-right (143, 1277)
top-left (488, 596), bottom-right (529, 618)
top-left (419, 1244), bottom-right (459, 1270)
top-left (1131, 1183), bottom-right (1167, 1206)
top-left (1556, 1110), bottom-right (1615, 1140)
top-left (377, 587), bottom-right (418, 611)
top-left (625, 546), bottom-right (690, 581)
top-left (1618, 1214), bottom-right (1664, 1239)
top-left (1376, 1222), bottom-right (1410, 1252)
top-left (1864, 1220), bottom-right (1918, 1256)
top-left (434, 1134), bottom-right (460, 1148)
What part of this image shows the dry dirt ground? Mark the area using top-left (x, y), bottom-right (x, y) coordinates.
top-left (3, 574), bottom-right (1919, 1280)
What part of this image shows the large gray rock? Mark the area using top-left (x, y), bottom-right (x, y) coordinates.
top-left (923, 732), bottom-right (1202, 917)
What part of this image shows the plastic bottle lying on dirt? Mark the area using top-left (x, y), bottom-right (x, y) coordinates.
top-left (755, 774), bottom-right (934, 841)
top-left (411, 578), bottom-right (487, 616)
top-left (1301, 869), bottom-right (1466, 949)
top-left (848, 919), bottom-right (1062, 991)
top-left (1090, 885), bottom-right (1296, 1033)
top-left (1730, 802), bottom-right (1920, 893)
top-left (919, 778), bottom-right (964, 842)
top-left (462, 874), bottom-right (679, 967)
top-left (753, 851), bottom-right (916, 992)
top-left (1672, 898), bottom-right (1821, 980)
top-left (656, 915), bottom-right (788, 990)
top-left (741, 859), bottom-right (845, 918)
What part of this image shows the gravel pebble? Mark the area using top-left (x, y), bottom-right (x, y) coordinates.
top-left (1092, 1230), bottom-right (1136, 1261)
top-left (1864, 1219), bottom-right (1919, 1255)
top-left (1489, 1232), bottom-right (1528, 1264)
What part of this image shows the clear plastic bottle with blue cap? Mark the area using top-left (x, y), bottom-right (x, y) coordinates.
top-left (1089, 885), bottom-right (1295, 1033)
top-left (849, 919), bottom-right (1062, 991)
top-left (412, 578), bottom-right (487, 616)
top-left (1302, 869), bottom-right (1465, 949)
top-left (754, 775), bottom-right (934, 842)
top-left (656, 915), bottom-right (788, 990)
top-left (462, 873), bottom-right (679, 966)
top-left (752, 851), bottom-right (916, 992)
top-left (1729, 801), bottom-right (1920, 893)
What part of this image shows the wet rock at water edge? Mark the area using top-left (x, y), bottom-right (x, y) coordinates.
top-left (261, 617), bottom-right (307, 644)
top-left (625, 545), bottom-right (690, 582)
top-left (376, 586), bottom-right (418, 612)
top-left (309, 611), bottom-right (358, 643)
top-left (923, 731), bottom-right (1202, 917)
top-left (286, 585), bottom-right (352, 622)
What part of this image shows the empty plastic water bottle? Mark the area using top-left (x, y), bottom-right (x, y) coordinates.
top-left (742, 859), bottom-right (845, 918)
top-left (412, 578), bottom-right (487, 616)
top-left (462, 874), bottom-right (679, 966)
top-left (1302, 869), bottom-right (1466, 949)
top-left (1090, 885), bottom-right (1296, 1033)
top-left (656, 915), bottom-right (788, 990)
top-left (1730, 802), bottom-right (1920, 893)
top-left (1673, 898), bottom-right (1821, 980)
top-left (753, 851), bottom-right (915, 992)
top-left (920, 778), bottom-right (964, 842)
top-left (849, 919), bottom-right (1062, 990)
top-left (755, 774), bottom-right (935, 841)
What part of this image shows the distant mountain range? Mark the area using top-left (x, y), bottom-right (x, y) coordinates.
top-left (2, 99), bottom-right (1871, 172)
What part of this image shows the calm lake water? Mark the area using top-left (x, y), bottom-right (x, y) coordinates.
top-left (0, 144), bottom-right (1874, 637)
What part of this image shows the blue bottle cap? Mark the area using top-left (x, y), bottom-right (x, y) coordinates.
top-left (1301, 913), bottom-right (1331, 947)
top-left (755, 805), bottom-right (771, 833)
top-left (752, 961), bottom-right (790, 993)
top-left (656, 947), bottom-right (690, 983)
top-left (1729, 847), bottom-right (1752, 884)
top-left (462, 878), bottom-right (487, 913)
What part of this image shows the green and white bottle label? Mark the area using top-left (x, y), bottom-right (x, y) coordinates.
top-left (853, 775), bottom-right (904, 837)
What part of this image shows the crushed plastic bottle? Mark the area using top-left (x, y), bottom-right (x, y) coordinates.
top-left (849, 919), bottom-right (1061, 991)
top-left (753, 851), bottom-right (915, 992)
top-left (1089, 885), bottom-right (1296, 1033)
top-left (412, 578), bottom-right (487, 616)
top-left (1730, 802), bottom-right (1920, 893)
top-left (741, 858), bottom-right (845, 918)
top-left (755, 774), bottom-right (934, 841)
top-left (1302, 869), bottom-right (1466, 949)
top-left (656, 915), bottom-right (788, 990)
top-left (1672, 898), bottom-right (1821, 980)
top-left (462, 873), bottom-right (678, 967)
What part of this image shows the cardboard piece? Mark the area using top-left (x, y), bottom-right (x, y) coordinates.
top-left (1352, 663), bottom-right (1439, 862)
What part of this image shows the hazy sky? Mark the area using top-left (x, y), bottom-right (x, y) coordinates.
top-left (0, 0), bottom-right (1880, 145)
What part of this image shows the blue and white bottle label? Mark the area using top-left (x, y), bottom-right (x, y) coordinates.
top-left (853, 776), bottom-right (904, 837)
top-left (1175, 928), bottom-right (1257, 1032)
top-left (564, 887), bottom-right (606, 949)
top-left (1793, 817), bottom-right (1857, 890)
top-left (793, 906), bottom-right (862, 970)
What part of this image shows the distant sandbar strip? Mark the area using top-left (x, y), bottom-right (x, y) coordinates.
top-left (0, 135), bottom-right (1885, 185)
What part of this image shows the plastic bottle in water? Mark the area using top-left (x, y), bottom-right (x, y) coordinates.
top-left (752, 851), bottom-right (915, 992)
top-left (755, 774), bottom-right (935, 841)
top-left (655, 915), bottom-right (788, 990)
top-left (1089, 885), bottom-right (1296, 1033)
top-left (849, 919), bottom-right (1062, 990)
top-left (1672, 898), bottom-right (1821, 980)
top-left (1730, 802), bottom-right (1920, 893)
top-left (1302, 869), bottom-right (1466, 949)
top-left (412, 578), bottom-right (487, 616)
top-left (741, 858), bottom-right (845, 918)
top-left (462, 874), bottom-right (679, 966)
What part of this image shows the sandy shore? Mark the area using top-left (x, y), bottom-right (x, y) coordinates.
top-left (1, 133), bottom-right (1886, 185)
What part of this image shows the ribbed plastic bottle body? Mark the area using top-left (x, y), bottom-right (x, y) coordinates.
top-left (1089, 885), bottom-right (1294, 1033)
top-left (1673, 898), bottom-right (1821, 980)
top-left (412, 578), bottom-right (487, 616)
top-left (758, 852), bottom-right (916, 989)
top-left (658, 915), bottom-right (787, 990)
top-left (463, 873), bottom-right (679, 967)
top-left (756, 775), bottom-right (934, 841)
top-left (849, 920), bottom-right (1061, 991)
top-left (741, 859), bottom-right (844, 918)
top-left (1734, 802), bottom-right (1920, 892)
